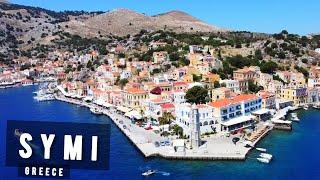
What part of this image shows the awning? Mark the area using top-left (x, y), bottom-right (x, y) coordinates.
top-left (252, 109), bottom-right (271, 115)
top-left (272, 119), bottom-right (292, 124)
top-left (117, 106), bottom-right (131, 113)
top-left (83, 96), bottom-right (93, 101)
top-left (221, 115), bottom-right (255, 127)
top-left (125, 110), bottom-right (142, 119)
top-left (102, 102), bottom-right (113, 108)
top-left (95, 99), bottom-right (105, 106)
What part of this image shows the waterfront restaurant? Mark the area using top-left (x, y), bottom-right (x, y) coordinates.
top-left (251, 109), bottom-right (272, 121)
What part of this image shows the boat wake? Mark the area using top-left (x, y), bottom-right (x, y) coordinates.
top-left (156, 171), bottom-right (170, 176)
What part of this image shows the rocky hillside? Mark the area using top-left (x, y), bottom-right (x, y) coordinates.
top-left (62, 9), bottom-right (225, 37)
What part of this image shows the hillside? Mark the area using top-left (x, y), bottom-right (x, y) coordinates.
top-left (63, 9), bottom-right (225, 37)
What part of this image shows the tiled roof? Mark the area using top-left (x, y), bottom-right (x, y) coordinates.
top-left (209, 94), bottom-right (258, 108)
top-left (125, 88), bottom-right (147, 94)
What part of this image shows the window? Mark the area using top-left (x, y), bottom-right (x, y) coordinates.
top-left (222, 109), bottom-right (228, 114)
top-left (203, 121), bottom-right (208, 126)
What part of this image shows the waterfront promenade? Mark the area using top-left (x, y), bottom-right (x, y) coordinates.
top-left (55, 94), bottom-right (275, 160)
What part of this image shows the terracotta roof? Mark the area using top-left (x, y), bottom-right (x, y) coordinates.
top-left (173, 81), bottom-right (188, 86)
top-left (161, 103), bottom-right (175, 109)
top-left (125, 88), bottom-right (147, 94)
top-left (209, 94), bottom-right (258, 108)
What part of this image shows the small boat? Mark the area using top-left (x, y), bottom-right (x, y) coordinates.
top-left (313, 105), bottom-right (320, 109)
top-left (257, 157), bottom-right (270, 164)
top-left (142, 170), bottom-right (156, 176)
top-left (291, 116), bottom-right (300, 122)
top-left (260, 153), bottom-right (273, 160)
top-left (256, 148), bottom-right (267, 152)
top-left (90, 107), bottom-right (102, 115)
top-left (303, 105), bottom-right (308, 110)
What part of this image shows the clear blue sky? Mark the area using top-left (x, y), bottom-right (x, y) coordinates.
top-left (10, 0), bottom-right (320, 35)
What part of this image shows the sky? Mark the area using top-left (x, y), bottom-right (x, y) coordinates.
top-left (9, 0), bottom-right (320, 35)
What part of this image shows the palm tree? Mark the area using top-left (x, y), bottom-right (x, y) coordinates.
top-left (158, 112), bottom-right (174, 125)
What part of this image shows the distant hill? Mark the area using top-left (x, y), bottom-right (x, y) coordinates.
top-left (62, 8), bottom-right (226, 37)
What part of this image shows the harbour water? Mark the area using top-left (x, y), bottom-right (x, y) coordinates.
top-left (0, 86), bottom-right (320, 179)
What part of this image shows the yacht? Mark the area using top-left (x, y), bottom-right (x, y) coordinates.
top-left (34, 94), bottom-right (55, 101)
top-left (259, 153), bottom-right (273, 160)
top-left (257, 157), bottom-right (270, 164)
top-left (256, 148), bottom-right (267, 152)
top-left (142, 170), bottom-right (156, 176)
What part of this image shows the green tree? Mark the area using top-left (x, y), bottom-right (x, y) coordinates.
top-left (254, 49), bottom-right (263, 60)
top-left (192, 74), bottom-right (202, 82)
top-left (186, 86), bottom-right (210, 104)
top-left (260, 61), bottom-right (278, 74)
top-left (214, 81), bottom-right (220, 88)
top-left (119, 78), bottom-right (129, 89)
top-left (158, 112), bottom-right (174, 125)
top-left (248, 80), bottom-right (263, 93)
top-left (171, 124), bottom-right (183, 138)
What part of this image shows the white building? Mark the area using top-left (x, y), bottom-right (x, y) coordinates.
top-left (120, 70), bottom-right (132, 79)
top-left (219, 79), bottom-right (240, 93)
top-left (208, 94), bottom-right (262, 132)
top-left (308, 78), bottom-right (320, 88)
top-left (172, 91), bottom-right (186, 104)
top-left (175, 103), bottom-right (220, 136)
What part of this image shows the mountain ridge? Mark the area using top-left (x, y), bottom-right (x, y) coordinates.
top-left (62, 8), bottom-right (226, 37)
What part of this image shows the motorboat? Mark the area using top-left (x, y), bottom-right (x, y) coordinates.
top-left (142, 170), bottom-right (156, 176)
top-left (34, 94), bottom-right (55, 101)
top-left (303, 105), bottom-right (308, 110)
top-left (257, 157), bottom-right (270, 164)
top-left (256, 148), bottom-right (267, 152)
top-left (291, 113), bottom-right (297, 117)
top-left (313, 105), bottom-right (320, 109)
top-left (90, 107), bottom-right (102, 115)
top-left (291, 116), bottom-right (300, 122)
top-left (259, 153), bottom-right (273, 160)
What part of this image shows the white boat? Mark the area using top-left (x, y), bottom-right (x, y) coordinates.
top-left (291, 116), bottom-right (300, 122)
top-left (303, 105), bottom-right (308, 110)
top-left (256, 148), bottom-right (267, 152)
top-left (90, 107), bottom-right (102, 115)
top-left (257, 157), bottom-right (270, 164)
top-left (34, 94), bottom-right (55, 101)
top-left (260, 153), bottom-right (273, 160)
top-left (313, 105), bottom-right (320, 109)
top-left (291, 113), bottom-right (297, 117)
top-left (142, 170), bottom-right (155, 176)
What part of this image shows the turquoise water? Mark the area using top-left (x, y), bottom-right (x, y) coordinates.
top-left (0, 86), bottom-right (320, 179)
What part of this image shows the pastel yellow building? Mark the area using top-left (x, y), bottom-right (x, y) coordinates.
top-left (188, 53), bottom-right (203, 66)
top-left (203, 73), bottom-right (220, 83)
top-left (279, 87), bottom-right (307, 106)
top-left (122, 88), bottom-right (149, 109)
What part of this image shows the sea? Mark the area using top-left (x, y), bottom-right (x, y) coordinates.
top-left (0, 85), bottom-right (320, 180)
